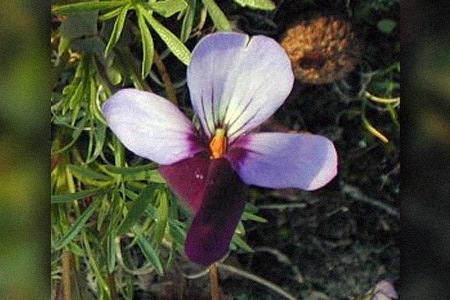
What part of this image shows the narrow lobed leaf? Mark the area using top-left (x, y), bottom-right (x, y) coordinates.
top-left (242, 211), bottom-right (268, 223)
top-left (104, 3), bottom-right (131, 56)
top-left (101, 163), bottom-right (159, 175)
top-left (136, 235), bottom-right (164, 275)
top-left (107, 230), bottom-right (117, 273)
top-left (180, 0), bottom-right (197, 42)
top-left (54, 199), bottom-right (102, 249)
top-left (69, 164), bottom-right (111, 181)
top-left (99, 6), bottom-right (124, 21)
top-left (149, 0), bottom-right (188, 18)
top-left (140, 8), bottom-right (191, 65)
top-left (51, 187), bottom-right (110, 204)
top-left (117, 183), bottom-right (159, 236)
top-left (231, 233), bottom-right (254, 253)
top-left (136, 6), bottom-right (155, 78)
top-left (52, 1), bottom-right (127, 15)
top-left (152, 191), bottom-right (169, 244)
top-left (201, 0), bottom-right (232, 31)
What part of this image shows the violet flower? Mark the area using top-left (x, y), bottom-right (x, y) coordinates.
top-left (102, 32), bottom-right (338, 266)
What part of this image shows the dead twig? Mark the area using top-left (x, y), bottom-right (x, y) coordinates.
top-left (340, 182), bottom-right (399, 219)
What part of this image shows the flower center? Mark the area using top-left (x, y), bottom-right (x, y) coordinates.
top-left (208, 128), bottom-right (227, 159)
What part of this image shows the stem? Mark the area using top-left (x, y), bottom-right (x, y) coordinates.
top-left (107, 272), bottom-right (119, 300)
top-left (61, 250), bottom-right (71, 300)
top-left (153, 51), bottom-right (177, 105)
top-left (209, 263), bottom-right (221, 300)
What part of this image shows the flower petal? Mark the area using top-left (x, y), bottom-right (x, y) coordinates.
top-left (373, 281), bottom-right (398, 300)
top-left (187, 32), bottom-right (294, 141)
top-left (227, 132), bottom-right (338, 190)
top-left (158, 154), bottom-right (209, 213)
top-left (187, 32), bottom-right (248, 138)
top-left (102, 89), bottom-right (201, 165)
top-left (184, 158), bottom-right (248, 266)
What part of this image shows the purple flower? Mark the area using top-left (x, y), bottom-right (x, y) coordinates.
top-left (102, 32), bottom-right (338, 266)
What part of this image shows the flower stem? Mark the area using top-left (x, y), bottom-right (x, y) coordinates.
top-left (61, 250), bottom-right (71, 300)
top-left (153, 51), bottom-right (177, 105)
top-left (209, 263), bottom-right (221, 300)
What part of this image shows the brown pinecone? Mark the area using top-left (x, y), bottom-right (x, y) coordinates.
top-left (280, 14), bottom-right (362, 84)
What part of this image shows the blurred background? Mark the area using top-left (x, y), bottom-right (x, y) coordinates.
top-left (0, 1), bottom-right (49, 298)
top-left (0, 0), bottom-right (449, 298)
top-left (401, 0), bottom-right (450, 298)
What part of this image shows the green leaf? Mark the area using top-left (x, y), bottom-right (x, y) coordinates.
top-left (118, 169), bottom-right (164, 182)
top-left (180, 0), bottom-right (197, 42)
top-left (54, 199), bottom-right (102, 249)
top-left (152, 191), bottom-right (169, 244)
top-left (96, 194), bottom-right (111, 231)
top-left (67, 242), bottom-right (85, 257)
top-left (101, 163), bottom-right (159, 174)
top-left (69, 164), bottom-right (111, 181)
top-left (136, 235), bottom-right (164, 274)
top-left (136, 7), bottom-right (155, 78)
top-left (69, 165), bottom-right (113, 187)
top-left (99, 6), bottom-right (124, 21)
top-left (104, 4), bottom-right (131, 56)
top-left (141, 8), bottom-right (191, 65)
top-left (52, 1), bottom-right (127, 15)
top-left (51, 187), bottom-right (109, 204)
top-left (87, 121), bottom-right (107, 163)
top-left (105, 64), bottom-right (123, 84)
top-left (117, 183), bottom-right (158, 235)
top-left (150, 0), bottom-right (188, 18)
top-left (377, 19), bottom-right (397, 34)
top-left (57, 36), bottom-right (71, 58)
top-left (201, 0), bottom-right (231, 31)
top-left (68, 79), bottom-right (85, 110)
top-left (148, 170), bottom-right (166, 183)
top-left (233, 0), bottom-right (275, 10)
top-left (231, 233), bottom-right (254, 253)
top-left (168, 222), bottom-right (186, 251)
top-left (235, 221), bottom-right (245, 235)
top-left (242, 211), bottom-right (268, 223)
top-left (107, 230), bottom-right (117, 273)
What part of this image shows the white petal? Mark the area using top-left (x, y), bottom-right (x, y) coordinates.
top-left (187, 33), bottom-right (294, 141)
top-left (102, 89), bottom-right (200, 165)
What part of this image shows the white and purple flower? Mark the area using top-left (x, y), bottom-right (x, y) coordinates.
top-left (102, 32), bottom-right (338, 266)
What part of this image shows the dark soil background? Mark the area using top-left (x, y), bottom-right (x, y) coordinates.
top-left (138, 0), bottom-right (401, 299)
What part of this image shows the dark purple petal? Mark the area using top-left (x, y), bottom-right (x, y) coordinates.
top-left (227, 132), bottom-right (338, 190)
top-left (184, 158), bottom-right (248, 266)
top-left (158, 154), bottom-right (210, 213)
top-left (187, 33), bottom-right (294, 141)
top-left (102, 89), bottom-right (201, 165)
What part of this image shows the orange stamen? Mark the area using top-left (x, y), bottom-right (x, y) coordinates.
top-left (209, 128), bottom-right (227, 159)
